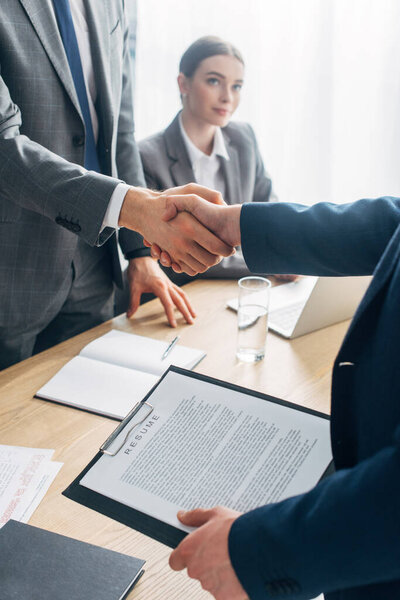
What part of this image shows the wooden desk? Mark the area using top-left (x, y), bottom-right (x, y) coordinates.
top-left (0, 279), bottom-right (348, 599)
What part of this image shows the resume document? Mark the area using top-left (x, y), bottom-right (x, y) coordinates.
top-left (81, 370), bottom-right (332, 532)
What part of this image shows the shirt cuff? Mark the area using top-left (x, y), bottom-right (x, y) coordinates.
top-left (101, 183), bottom-right (131, 231)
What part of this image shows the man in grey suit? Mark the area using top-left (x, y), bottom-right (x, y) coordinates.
top-left (0, 1), bottom-right (231, 370)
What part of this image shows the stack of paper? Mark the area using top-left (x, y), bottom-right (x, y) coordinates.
top-left (0, 445), bottom-right (62, 528)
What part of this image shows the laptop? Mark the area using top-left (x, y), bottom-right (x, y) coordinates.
top-left (227, 275), bottom-right (371, 339)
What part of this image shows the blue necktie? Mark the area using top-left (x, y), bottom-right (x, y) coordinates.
top-left (52, 0), bottom-right (100, 171)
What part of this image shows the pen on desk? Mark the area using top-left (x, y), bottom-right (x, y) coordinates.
top-left (161, 335), bottom-right (180, 360)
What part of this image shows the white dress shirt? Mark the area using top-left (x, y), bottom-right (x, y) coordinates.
top-left (179, 115), bottom-right (229, 197)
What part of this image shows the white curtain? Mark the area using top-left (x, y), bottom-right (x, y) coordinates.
top-left (134, 0), bottom-right (400, 205)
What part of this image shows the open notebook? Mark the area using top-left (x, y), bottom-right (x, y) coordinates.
top-left (36, 330), bottom-right (205, 420)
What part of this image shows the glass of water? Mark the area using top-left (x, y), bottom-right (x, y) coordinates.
top-left (236, 276), bottom-right (271, 363)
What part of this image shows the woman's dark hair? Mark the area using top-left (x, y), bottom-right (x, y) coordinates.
top-left (179, 36), bottom-right (244, 78)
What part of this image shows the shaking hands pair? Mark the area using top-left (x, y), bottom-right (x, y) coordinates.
top-left (119, 183), bottom-right (240, 276)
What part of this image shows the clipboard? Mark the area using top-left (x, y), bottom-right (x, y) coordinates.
top-left (63, 366), bottom-right (334, 549)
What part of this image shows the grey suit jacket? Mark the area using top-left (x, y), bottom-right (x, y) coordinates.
top-left (139, 113), bottom-right (274, 279)
top-left (0, 0), bottom-right (145, 330)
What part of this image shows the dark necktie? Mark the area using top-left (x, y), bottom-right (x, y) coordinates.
top-left (52, 0), bottom-right (100, 171)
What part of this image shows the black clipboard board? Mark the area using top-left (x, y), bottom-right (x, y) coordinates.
top-left (63, 365), bottom-right (334, 549)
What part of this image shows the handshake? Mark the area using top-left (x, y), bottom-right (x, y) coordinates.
top-left (119, 183), bottom-right (242, 275)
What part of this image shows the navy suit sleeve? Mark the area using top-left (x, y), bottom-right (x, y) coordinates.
top-left (229, 425), bottom-right (400, 599)
top-left (241, 197), bottom-right (400, 276)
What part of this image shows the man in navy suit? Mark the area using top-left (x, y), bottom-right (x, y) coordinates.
top-left (157, 194), bottom-right (400, 599)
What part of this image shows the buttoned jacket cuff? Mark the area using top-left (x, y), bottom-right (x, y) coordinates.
top-left (228, 508), bottom-right (302, 600)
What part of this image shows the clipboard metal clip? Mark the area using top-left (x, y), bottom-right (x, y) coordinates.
top-left (100, 401), bottom-right (154, 457)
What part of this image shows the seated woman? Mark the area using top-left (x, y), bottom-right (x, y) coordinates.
top-left (139, 36), bottom-right (293, 283)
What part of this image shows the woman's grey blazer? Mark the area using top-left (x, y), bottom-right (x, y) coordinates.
top-left (138, 113), bottom-right (275, 279)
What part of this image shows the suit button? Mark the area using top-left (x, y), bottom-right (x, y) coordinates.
top-left (73, 134), bottom-right (85, 147)
top-left (55, 216), bottom-right (81, 233)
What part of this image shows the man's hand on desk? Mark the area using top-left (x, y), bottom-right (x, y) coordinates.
top-left (119, 185), bottom-right (234, 276)
top-left (169, 506), bottom-right (248, 600)
top-left (126, 257), bottom-right (196, 327)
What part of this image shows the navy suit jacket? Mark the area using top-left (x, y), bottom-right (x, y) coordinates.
top-left (228, 197), bottom-right (400, 599)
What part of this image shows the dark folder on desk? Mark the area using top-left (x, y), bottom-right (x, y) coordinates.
top-left (0, 520), bottom-right (145, 600)
top-left (64, 366), bottom-right (334, 549)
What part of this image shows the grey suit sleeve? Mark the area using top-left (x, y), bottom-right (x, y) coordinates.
top-left (0, 74), bottom-right (119, 247)
top-left (247, 124), bottom-right (276, 203)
